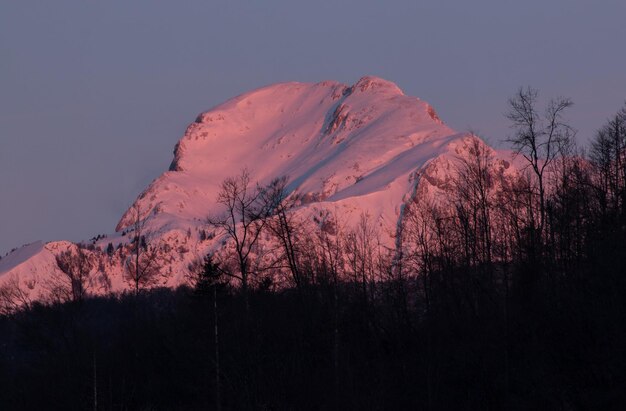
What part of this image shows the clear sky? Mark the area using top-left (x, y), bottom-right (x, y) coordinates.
top-left (1, 0), bottom-right (625, 255)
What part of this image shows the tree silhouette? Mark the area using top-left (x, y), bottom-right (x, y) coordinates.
top-left (208, 168), bottom-right (269, 312)
top-left (124, 204), bottom-right (163, 295)
top-left (54, 246), bottom-right (94, 302)
top-left (505, 87), bottom-right (575, 237)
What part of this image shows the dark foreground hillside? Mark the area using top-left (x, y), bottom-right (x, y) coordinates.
top-left (0, 262), bottom-right (625, 411)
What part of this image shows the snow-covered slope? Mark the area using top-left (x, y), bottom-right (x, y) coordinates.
top-left (0, 76), bottom-right (518, 303)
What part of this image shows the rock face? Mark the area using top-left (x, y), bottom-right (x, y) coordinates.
top-left (0, 76), bottom-right (519, 303)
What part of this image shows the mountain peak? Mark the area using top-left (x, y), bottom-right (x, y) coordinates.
top-left (350, 76), bottom-right (404, 95)
top-left (0, 77), bottom-right (518, 303)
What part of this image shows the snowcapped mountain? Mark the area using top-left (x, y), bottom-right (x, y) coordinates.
top-left (0, 76), bottom-right (519, 304)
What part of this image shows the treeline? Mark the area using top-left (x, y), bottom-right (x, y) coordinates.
top-left (1, 91), bottom-right (625, 410)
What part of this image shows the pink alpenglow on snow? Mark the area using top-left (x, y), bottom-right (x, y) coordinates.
top-left (0, 76), bottom-right (520, 304)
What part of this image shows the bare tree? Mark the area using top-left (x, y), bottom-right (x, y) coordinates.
top-left (590, 103), bottom-right (626, 215)
top-left (344, 212), bottom-right (379, 304)
top-left (261, 176), bottom-right (309, 289)
top-left (451, 138), bottom-right (496, 268)
top-left (208, 168), bottom-right (269, 311)
top-left (55, 246), bottom-right (94, 302)
top-left (505, 87), bottom-right (575, 236)
top-left (0, 275), bottom-right (31, 315)
top-left (124, 204), bottom-right (163, 295)
top-left (313, 209), bottom-right (345, 403)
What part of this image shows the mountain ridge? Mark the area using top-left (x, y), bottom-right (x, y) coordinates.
top-left (0, 76), bottom-right (518, 304)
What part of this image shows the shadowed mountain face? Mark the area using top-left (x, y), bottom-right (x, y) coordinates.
top-left (0, 76), bottom-right (518, 302)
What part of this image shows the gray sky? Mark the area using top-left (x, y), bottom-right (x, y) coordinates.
top-left (1, 0), bottom-right (625, 255)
